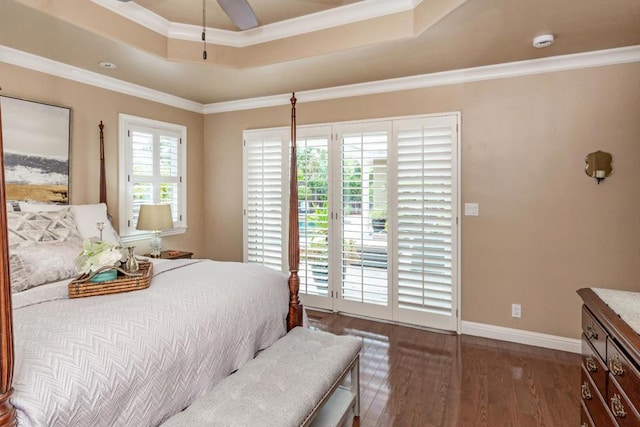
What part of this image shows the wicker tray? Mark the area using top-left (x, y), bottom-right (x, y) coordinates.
top-left (68, 261), bottom-right (153, 298)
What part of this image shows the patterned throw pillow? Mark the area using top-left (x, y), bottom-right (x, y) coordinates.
top-left (9, 240), bottom-right (83, 293)
top-left (7, 208), bottom-right (81, 249)
top-left (7, 208), bottom-right (83, 292)
top-left (18, 202), bottom-right (122, 246)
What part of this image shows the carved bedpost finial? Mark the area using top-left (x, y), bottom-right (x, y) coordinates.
top-left (99, 121), bottom-right (107, 207)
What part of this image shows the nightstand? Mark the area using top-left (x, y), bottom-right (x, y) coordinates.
top-left (145, 250), bottom-right (193, 260)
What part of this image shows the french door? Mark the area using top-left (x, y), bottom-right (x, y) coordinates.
top-left (244, 114), bottom-right (459, 332)
top-left (295, 123), bottom-right (393, 319)
top-left (331, 122), bottom-right (392, 320)
top-left (296, 126), bottom-right (333, 310)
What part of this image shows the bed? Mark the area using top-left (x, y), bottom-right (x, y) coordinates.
top-left (0, 95), bottom-right (303, 426)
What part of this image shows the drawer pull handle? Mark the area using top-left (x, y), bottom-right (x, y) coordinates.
top-left (586, 324), bottom-right (598, 340)
top-left (585, 356), bottom-right (597, 373)
top-left (611, 393), bottom-right (627, 418)
top-left (609, 354), bottom-right (625, 376)
top-left (581, 382), bottom-right (592, 400)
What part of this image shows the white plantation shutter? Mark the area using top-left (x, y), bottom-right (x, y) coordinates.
top-left (394, 116), bottom-right (458, 330)
top-left (243, 130), bottom-right (288, 271)
top-left (119, 115), bottom-right (187, 238)
top-left (130, 130), bottom-right (154, 228)
top-left (159, 135), bottom-right (181, 220)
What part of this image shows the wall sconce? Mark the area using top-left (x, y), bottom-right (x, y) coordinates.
top-left (585, 150), bottom-right (613, 184)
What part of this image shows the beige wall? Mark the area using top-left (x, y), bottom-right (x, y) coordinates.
top-left (3, 57), bottom-right (637, 339)
top-left (0, 62), bottom-right (205, 256)
top-left (204, 61), bottom-right (640, 338)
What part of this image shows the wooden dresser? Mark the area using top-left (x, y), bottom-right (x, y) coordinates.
top-left (578, 288), bottom-right (640, 426)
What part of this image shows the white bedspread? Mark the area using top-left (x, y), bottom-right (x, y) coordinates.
top-left (11, 259), bottom-right (289, 427)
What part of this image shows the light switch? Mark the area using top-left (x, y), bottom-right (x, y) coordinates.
top-left (464, 203), bottom-right (479, 216)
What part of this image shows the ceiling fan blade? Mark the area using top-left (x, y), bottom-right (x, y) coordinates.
top-left (217, 0), bottom-right (258, 30)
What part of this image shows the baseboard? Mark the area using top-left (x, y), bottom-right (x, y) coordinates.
top-left (461, 321), bottom-right (581, 354)
top-left (306, 308), bottom-right (582, 354)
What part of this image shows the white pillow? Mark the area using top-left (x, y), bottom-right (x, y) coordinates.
top-left (9, 240), bottom-right (83, 293)
top-left (16, 202), bottom-right (67, 213)
top-left (18, 202), bottom-right (121, 245)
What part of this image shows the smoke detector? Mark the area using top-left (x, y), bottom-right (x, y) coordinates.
top-left (533, 34), bottom-right (554, 49)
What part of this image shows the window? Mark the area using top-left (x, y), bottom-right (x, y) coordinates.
top-left (243, 113), bottom-right (459, 331)
top-left (118, 114), bottom-right (187, 240)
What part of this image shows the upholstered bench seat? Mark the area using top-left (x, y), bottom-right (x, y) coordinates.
top-left (161, 327), bottom-right (361, 427)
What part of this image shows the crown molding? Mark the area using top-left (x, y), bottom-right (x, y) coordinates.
top-left (1, 44), bottom-right (638, 115)
top-left (92, 0), bottom-right (418, 48)
top-left (91, 0), bottom-right (172, 35)
top-left (204, 45), bottom-right (640, 113)
top-left (0, 45), bottom-right (204, 114)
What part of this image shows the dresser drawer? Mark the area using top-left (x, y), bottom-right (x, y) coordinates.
top-left (583, 336), bottom-right (608, 398)
top-left (582, 306), bottom-right (608, 361)
top-left (607, 338), bottom-right (640, 412)
top-left (607, 339), bottom-right (640, 410)
top-left (607, 374), bottom-right (640, 427)
top-left (581, 400), bottom-right (595, 427)
top-left (581, 366), bottom-right (619, 427)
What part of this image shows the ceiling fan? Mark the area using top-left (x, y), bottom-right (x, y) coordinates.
top-left (117, 0), bottom-right (258, 31)
top-left (214, 0), bottom-right (258, 30)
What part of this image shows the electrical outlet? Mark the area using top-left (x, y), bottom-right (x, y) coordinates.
top-left (512, 303), bottom-right (521, 318)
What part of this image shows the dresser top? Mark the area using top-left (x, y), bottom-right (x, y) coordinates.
top-left (593, 288), bottom-right (640, 335)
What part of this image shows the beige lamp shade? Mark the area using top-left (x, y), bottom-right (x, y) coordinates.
top-left (136, 204), bottom-right (174, 231)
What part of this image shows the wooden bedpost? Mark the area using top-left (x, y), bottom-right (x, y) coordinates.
top-left (0, 100), bottom-right (17, 426)
top-left (99, 121), bottom-right (107, 205)
top-left (287, 93), bottom-right (303, 331)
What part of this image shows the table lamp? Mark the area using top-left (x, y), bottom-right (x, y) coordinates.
top-left (136, 204), bottom-right (174, 257)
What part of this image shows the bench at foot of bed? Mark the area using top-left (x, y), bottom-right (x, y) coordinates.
top-left (161, 327), bottom-right (361, 427)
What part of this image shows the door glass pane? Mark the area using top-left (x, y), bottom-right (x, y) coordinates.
top-left (297, 136), bottom-right (329, 297)
top-left (341, 131), bottom-right (388, 305)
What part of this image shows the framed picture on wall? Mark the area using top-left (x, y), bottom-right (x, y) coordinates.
top-left (0, 95), bottom-right (72, 204)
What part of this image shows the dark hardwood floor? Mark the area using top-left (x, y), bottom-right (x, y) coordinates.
top-left (307, 310), bottom-right (581, 427)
